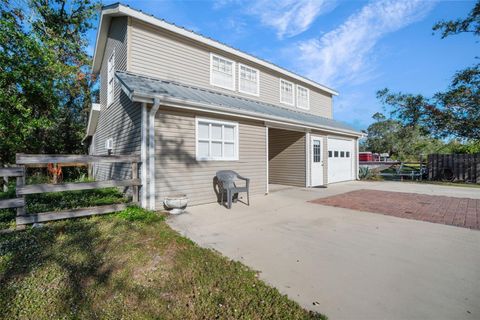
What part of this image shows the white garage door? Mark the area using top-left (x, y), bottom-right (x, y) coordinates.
top-left (328, 137), bottom-right (355, 183)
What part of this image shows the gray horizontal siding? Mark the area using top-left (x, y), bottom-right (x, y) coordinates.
top-left (154, 107), bottom-right (267, 207)
top-left (268, 129), bottom-right (306, 187)
top-left (129, 19), bottom-right (333, 119)
top-left (92, 17), bottom-right (142, 182)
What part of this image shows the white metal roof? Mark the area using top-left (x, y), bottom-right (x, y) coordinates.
top-left (116, 71), bottom-right (361, 137)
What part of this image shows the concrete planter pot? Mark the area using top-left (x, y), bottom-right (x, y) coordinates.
top-left (164, 194), bottom-right (188, 215)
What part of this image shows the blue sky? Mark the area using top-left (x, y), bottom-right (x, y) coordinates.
top-left (88, 0), bottom-right (478, 130)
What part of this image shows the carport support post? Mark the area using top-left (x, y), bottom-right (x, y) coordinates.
top-left (265, 126), bottom-right (269, 194)
top-left (356, 138), bottom-right (360, 180)
top-left (305, 131), bottom-right (311, 187)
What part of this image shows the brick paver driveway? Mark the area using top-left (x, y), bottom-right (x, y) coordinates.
top-left (310, 189), bottom-right (480, 230)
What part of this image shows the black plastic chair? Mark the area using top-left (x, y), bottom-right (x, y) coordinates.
top-left (215, 170), bottom-right (250, 209)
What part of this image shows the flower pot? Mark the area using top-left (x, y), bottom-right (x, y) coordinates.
top-left (164, 194), bottom-right (188, 214)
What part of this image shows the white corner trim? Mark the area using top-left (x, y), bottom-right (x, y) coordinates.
top-left (148, 98), bottom-right (161, 210)
top-left (141, 102), bottom-right (148, 208)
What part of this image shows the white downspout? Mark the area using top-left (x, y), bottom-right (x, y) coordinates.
top-left (148, 98), bottom-right (161, 210)
top-left (140, 103), bottom-right (148, 208)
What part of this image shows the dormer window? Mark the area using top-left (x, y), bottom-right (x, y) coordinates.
top-left (107, 49), bottom-right (115, 107)
top-left (210, 54), bottom-right (235, 90)
top-left (239, 64), bottom-right (259, 96)
top-left (280, 79), bottom-right (294, 106)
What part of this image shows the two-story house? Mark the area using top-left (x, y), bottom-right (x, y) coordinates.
top-left (85, 3), bottom-right (363, 210)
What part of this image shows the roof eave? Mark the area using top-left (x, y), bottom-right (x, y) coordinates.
top-left (129, 92), bottom-right (361, 137)
top-left (92, 5), bottom-right (124, 74)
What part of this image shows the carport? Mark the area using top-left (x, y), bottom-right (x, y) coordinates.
top-left (267, 125), bottom-right (358, 189)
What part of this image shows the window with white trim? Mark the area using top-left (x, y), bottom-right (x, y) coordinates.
top-left (239, 64), bottom-right (259, 96)
top-left (210, 54), bottom-right (235, 90)
top-left (297, 85), bottom-right (310, 110)
top-left (196, 118), bottom-right (239, 161)
top-left (280, 79), bottom-right (294, 105)
top-left (107, 50), bottom-right (115, 107)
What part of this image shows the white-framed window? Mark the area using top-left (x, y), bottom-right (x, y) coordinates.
top-left (210, 53), bottom-right (235, 90)
top-left (196, 118), bottom-right (239, 161)
top-left (296, 85), bottom-right (310, 110)
top-left (238, 64), bottom-right (259, 96)
top-left (280, 78), bottom-right (294, 105)
top-left (107, 49), bottom-right (115, 107)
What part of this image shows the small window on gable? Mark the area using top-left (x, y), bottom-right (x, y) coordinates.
top-left (107, 50), bottom-right (115, 107)
top-left (239, 64), bottom-right (259, 96)
top-left (196, 118), bottom-right (239, 161)
top-left (280, 79), bottom-right (294, 105)
top-left (297, 85), bottom-right (309, 110)
top-left (210, 54), bottom-right (235, 90)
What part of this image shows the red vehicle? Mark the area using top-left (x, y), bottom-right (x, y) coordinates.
top-left (359, 152), bottom-right (380, 162)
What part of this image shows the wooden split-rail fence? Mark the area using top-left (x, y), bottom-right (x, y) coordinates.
top-left (428, 153), bottom-right (480, 183)
top-left (0, 154), bottom-right (141, 229)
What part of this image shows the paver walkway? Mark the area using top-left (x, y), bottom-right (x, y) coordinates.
top-left (310, 189), bottom-right (480, 230)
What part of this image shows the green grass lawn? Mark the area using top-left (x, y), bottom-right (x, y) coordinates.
top-left (0, 206), bottom-right (325, 319)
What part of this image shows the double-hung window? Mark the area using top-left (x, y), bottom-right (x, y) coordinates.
top-left (210, 54), bottom-right (235, 90)
top-left (107, 50), bottom-right (115, 107)
top-left (196, 118), bottom-right (239, 161)
top-left (280, 79), bottom-right (294, 105)
top-left (296, 85), bottom-right (310, 110)
top-left (239, 64), bottom-right (259, 96)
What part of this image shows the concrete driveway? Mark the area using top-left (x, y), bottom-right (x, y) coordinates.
top-left (167, 181), bottom-right (480, 320)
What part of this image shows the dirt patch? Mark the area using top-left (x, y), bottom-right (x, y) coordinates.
top-left (310, 189), bottom-right (480, 230)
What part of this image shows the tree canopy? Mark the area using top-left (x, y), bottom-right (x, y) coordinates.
top-left (375, 1), bottom-right (480, 143)
top-left (0, 0), bottom-right (98, 164)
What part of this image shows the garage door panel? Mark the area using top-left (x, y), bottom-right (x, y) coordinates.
top-left (328, 138), bottom-right (354, 183)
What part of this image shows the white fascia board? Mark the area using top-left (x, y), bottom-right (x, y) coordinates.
top-left (91, 4), bottom-right (338, 96)
top-left (85, 103), bottom-right (101, 136)
top-left (130, 92), bottom-right (362, 137)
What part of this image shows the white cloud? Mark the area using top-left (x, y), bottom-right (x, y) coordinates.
top-left (296, 0), bottom-right (435, 87)
top-left (247, 0), bottom-right (336, 39)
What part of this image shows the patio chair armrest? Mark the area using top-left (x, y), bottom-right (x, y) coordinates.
top-left (242, 177), bottom-right (250, 189)
top-left (237, 174), bottom-right (248, 181)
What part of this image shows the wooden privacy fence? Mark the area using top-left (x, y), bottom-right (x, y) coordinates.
top-left (428, 153), bottom-right (480, 183)
top-left (1, 154), bottom-right (141, 228)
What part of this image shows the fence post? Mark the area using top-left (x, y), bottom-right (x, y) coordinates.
top-left (476, 153), bottom-right (480, 184)
top-left (16, 165), bottom-right (26, 230)
top-left (132, 162), bottom-right (138, 204)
